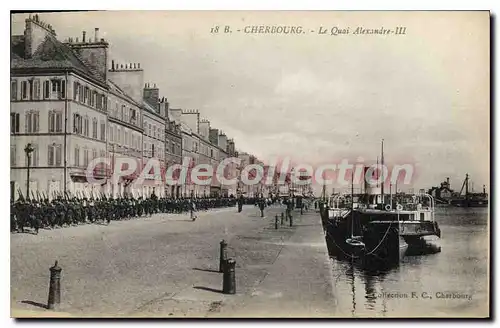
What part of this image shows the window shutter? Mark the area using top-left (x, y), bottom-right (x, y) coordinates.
top-left (61, 80), bottom-right (66, 99)
top-left (25, 113), bottom-right (30, 133)
top-left (35, 112), bottom-right (39, 132)
top-left (56, 112), bottom-right (62, 132)
top-left (73, 82), bottom-right (78, 100)
top-left (11, 81), bottom-right (17, 100)
top-left (15, 114), bottom-right (19, 133)
top-left (56, 145), bottom-right (62, 166)
top-left (48, 146), bottom-right (53, 166)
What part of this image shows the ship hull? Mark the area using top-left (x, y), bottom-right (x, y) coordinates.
top-left (321, 208), bottom-right (441, 262)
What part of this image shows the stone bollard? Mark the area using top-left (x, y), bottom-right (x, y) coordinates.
top-left (219, 240), bottom-right (228, 273)
top-left (223, 258), bottom-right (236, 294)
top-left (275, 215), bottom-right (278, 229)
top-left (47, 260), bottom-right (62, 310)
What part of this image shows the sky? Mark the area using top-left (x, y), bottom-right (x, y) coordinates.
top-left (11, 11), bottom-right (490, 192)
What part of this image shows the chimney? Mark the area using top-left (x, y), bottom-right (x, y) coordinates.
top-left (94, 28), bottom-right (99, 41)
top-left (82, 31), bottom-right (86, 43)
top-left (111, 60), bottom-right (115, 70)
top-left (143, 83), bottom-right (159, 109)
top-left (446, 177), bottom-right (450, 185)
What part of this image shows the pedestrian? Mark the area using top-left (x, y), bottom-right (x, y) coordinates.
top-left (190, 199), bottom-right (197, 221)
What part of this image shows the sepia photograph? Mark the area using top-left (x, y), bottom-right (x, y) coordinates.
top-left (9, 10), bottom-right (490, 318)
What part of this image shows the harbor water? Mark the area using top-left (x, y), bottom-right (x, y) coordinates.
top-left (330, 206), bottom-right (489, 317)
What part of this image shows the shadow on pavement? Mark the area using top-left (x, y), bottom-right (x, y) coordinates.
top-left (193, 286), bottom-right (225, 294)
top-left (21, 300), bottom-right (47, 309)
top-left (193, 268), bottom-right (221, 274)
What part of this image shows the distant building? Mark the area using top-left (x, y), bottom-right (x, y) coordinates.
top-left (428, 177), bottom-right (454, 200)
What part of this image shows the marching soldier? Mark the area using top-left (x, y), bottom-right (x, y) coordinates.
top-left (237, 194), bottom-right (244, 213)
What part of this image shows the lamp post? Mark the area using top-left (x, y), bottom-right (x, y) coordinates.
top-left (24, 143), bottom-right (34, 200)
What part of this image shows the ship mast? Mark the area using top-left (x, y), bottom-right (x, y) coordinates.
top-left (381, 139), bottom-right (385, 203)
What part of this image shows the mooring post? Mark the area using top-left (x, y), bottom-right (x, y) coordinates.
top-left (47, 260), bottom-right (62, 310)
top-left (219, 239), bottom-right (228, 273)
top-left (223, 258), bottom-right (236, 294)
top-left (275, 214), bottom-right (278, 229)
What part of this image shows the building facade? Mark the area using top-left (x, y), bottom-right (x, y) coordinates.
top-left (11, 14), bottom-right (260, 200)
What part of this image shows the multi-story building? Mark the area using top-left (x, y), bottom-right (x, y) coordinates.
top-left (11, 15), bottom-right (110, 199)
top-left (141, 83), bottom-right (167, 197)
top-left (163, 100), bottom-right (183, 198)
top-left (238, 152), bottom-right (266, 197)
top-left (11, 14), bottom-right (253, 200)
top-left (106, 76), bottom-right (143, 198)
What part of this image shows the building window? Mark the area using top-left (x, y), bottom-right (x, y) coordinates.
top-left (21, 81), bottom-right (28, 100)
top-left (84, 87), bottom-right (89, 104)
top-left (91, 91), bottom-right (96, 107)
top-left (92, 118), bottom-right (98, 139)
top-left (171, 143), bottom-right (175, 154)
top-left (50, 79), bottom-right (65, 99)
top-left (73, 82), bottom-right (79, 100)
top-left (96, 94), bottom-right (102, 110)
top-left (48, 144), bottom-right (62, 166)
top-left (10, 113), bottom-right (20, 134)
top-left (74, 146), bottom-right (80, 166)
top-left (43, 80), bottom-right (50, 99)
top-left (83, 149), bottom-right (89, 166)
top-left (121, 105), bottom-right (126, 121)
top-left (92, 149), bottom-right (97, 162)
top-left (211, 149), bottom-right (214, 158)
top-left (122, 130), bottom-right (126, 146)
top-left (78, 85), bottom-right (84, 102)
top-left (84, 117), bottom-right (89, 137)
top-left (48, 111), bottom-right (62, 133)
top-left (117, 128), bottom-right (121, 144)
top-left (103, 96), bottom-right (107, 111)
top-left (153, 126), bottom-right (156, 138)
top-left (100, 122), bottom-right (106, 141)
top-left (10, 145), bottom-right (16, 166)
top-left (25, 111), bottom-right (39, 133)
top-left (148, 124), bottom-right (151, 136)
top-left (73, 113), bottom-right (83, 134)
top-left (11, 80), bottom-right (17, 100)
top-left (33, 79), bottom-right (40, 100)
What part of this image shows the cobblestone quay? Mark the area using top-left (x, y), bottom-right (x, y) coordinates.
top-left (11, 204), bottom-right (335, 318)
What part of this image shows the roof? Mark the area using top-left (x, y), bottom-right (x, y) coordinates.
top-left (180, 122), bottom-right (193, 134)
top-left (10, 33), bottom-right (106, 86)
top-left (107, 79), bottom-right (141, 107)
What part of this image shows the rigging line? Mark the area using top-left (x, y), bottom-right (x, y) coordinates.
top-left (365, 220), bottom-right (394, 256)
top-left (323, 217), bottom-right (393, 257)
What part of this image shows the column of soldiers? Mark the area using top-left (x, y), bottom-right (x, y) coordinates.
top-left (10, 194), bottom-right (238, 234)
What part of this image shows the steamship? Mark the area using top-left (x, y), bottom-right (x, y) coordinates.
top-left (320, 141), bottom-right (441, 262)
